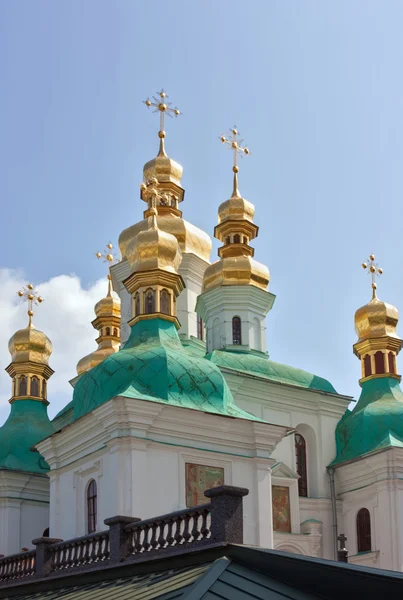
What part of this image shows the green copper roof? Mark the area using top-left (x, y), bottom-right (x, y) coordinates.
top-left (0, 400), bottom-right (54, 474)
top-left (206, 350), bottom-right (337, 394)
top-left (72, 318), bottom-right (262, 423)
top-left (332, 377), bottom-right (403, 466)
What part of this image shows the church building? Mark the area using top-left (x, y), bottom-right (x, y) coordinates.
top-left (1, 90), bottom-right (403, 572)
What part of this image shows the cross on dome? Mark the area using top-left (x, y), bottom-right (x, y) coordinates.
top-left (17, 283), bottom-right (44, 325)
top-left (362, 254), bottom-right (383, 299)
top-left (96, 243), bottom-right (119, 292)
top-left (143, 89), bottom-right (181, 147)
top-left (220, 127), bottom-right (250, 198)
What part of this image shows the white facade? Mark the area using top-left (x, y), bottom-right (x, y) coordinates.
top-left (0, 471), bottom-right (49, 556)
top-left (196, 285), bottom-right (276, 354)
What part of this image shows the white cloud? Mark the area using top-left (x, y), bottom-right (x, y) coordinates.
top-left (0, 269), bottom-right (109, 423)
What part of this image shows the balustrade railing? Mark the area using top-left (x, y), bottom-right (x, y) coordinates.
top-left (0, 485), bottom-right (248, 587)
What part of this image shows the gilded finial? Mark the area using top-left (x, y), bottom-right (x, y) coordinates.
top-left (362, 254), bottom-right (383, 299)
top-left (96, 243), bottom-right (119, 295)
top-left (143, 89), bottom-right (181, 157)
top-left (17, 283), bottom-right (44, 326)
top-left (220, 127), bottom-right (250, 198)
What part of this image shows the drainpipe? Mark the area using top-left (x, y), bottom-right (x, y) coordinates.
top-left (328, 467), bottom-right (338, 560)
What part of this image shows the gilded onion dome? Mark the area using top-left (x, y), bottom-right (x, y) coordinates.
top-left (353, 256), bottom-right (402, 383)
top-left (126, 208), bottom-right (182, 273)
top-left (76, 278), bottom-right (121, 376)
top-left (8, 320), bottom-right (52, 366)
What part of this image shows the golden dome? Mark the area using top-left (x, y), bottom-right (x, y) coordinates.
top-left (126, 209), bottom-right (182, 273)
top-left (143, 146), bottom-right (183, 188)
top-left (8, 322), bottom-right (52, 365)
top-left (355, 295), bottom-right (400, 343)
top-left (218, 196), bottom-right (255, 224)
top-left (94, 286), bottom-right (121, 318)
top-left (120, 215), bottom-right (211, 263)
top-left (203, 256), bottom-right (270, 292)
top-left (77, 347), bottom-right (117, 376)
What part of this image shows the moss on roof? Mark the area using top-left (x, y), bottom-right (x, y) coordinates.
top-left (206, 350), bottom-right (337, 394)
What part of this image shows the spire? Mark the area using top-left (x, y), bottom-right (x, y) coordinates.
top-left (354, 254), bottom-right (402, 384)
top-left (6, 283), bottom-right (53, 403)
top-left (76, 244), bottom-right (121, 376)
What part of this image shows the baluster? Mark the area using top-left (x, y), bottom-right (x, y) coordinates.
top-left (201, 509), bottom-right (210, 539)
top-left (174, 516), bottom-right (183, 545)
top-left (183, 514), bottom-right (191, 544)
top-left (143, 526), bottom-right (151, 551)
top-left (90, 537), bottom-right (97, 563)
top-left (191, 511), bottom-right (201, 541)
top-left (166, 518), bottom-right (174, 546)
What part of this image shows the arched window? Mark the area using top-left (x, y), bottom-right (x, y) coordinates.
top-left (232, 317), bottom-right (242, 345)
top-left (105, 327), bottom-right (111, 337)
top-left (233, 234), bottom-right (240, 244)
top-left (295, 433), bottom-right (308, 497)
top-left (388, 352), bottom-right (395, 374)
top-left (30, 376), bottom-right (39, 397)
top-left (160, 289), bottom-right (170, 315)
top-left (375, 351), bottom-right (385, 374)
top-left (135, 292), bottom-right (140, 316)
top-left (225, 236), bottom-right (230, 245)
top-left (42, 379), bottom-right (47, 399)
top-left (363, 355), bottom-right (371, 378)
top-left (19, 376), bottom-right (27, 396)
top-left (357, 508), bottom-right (371, 552)
top-left (42, 527), bottom-right (49, 537)
top-left (113, 328), bottom-right (118, 337)
top-left (243, 236), bottom-right (247, 244)
top-left (145, 289), bottom-right (155, 314)
top-left (87, 480), bottom-right (97, 534)
top-left (12, 378), bottom-right (16, 397)
top-left (197, 316), bottom-right (203, 341)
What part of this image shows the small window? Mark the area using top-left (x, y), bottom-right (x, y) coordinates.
top-left (233, 234), bottom-right (240, 244)
top-left (135, 292), bottom-right (140, 316)
top-left (145, 289), bottom-right (155, 314)
top-left (87, 480), bottom-right (97, 534)
top-left (357, 508), bottom-right (371, 552)
top-left (43, 528), bottom-right (49, 537)
top-left (232, 317), bottom-right (242, 345)
top-left (375, 351), bottom-right (385, 374)
top-left (225, 236), bottom-right (230, 245)
top-left (295, 433), bottom-right (308, 497)
top-left (113, 328), bottom-right (118, 337)
top-left (160, 289), bottom-right (170, 315)
top-left (42, 379), bottom-right (47, 399)
top-left (19, 376), bottom-right (27, 396)
top-left (388, 352), bottom-right (395, 374)
top-left (197, 316), bottom-right (203, 341)
top-left (105, 327), bottom-right (111, 337)
top-left (243, 236), bottom-right (247, 244)
top-left (364, 355), bottom-right (371, 378)
top-left (30, 376), bottom-right (39, 397)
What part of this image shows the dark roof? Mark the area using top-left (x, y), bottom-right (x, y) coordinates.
top-left (2, 544), bottom-right (403, 600)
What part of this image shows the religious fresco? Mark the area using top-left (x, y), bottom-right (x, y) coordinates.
top-left (185, 463), bottom-right (224, 508)
top-left (272, 485), bottom-right (291, 533)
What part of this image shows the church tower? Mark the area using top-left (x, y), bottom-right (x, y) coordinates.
top-left (0, 284), bottom-right (54, 555)
top-left (76, 245), bottom-right (121, 376)
top-left (196, 127), bottom-right (275, 354)
top-left (112, 90), bottom-right (211, 347)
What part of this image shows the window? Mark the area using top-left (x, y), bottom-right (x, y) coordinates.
top-left (19, 376), bottom-right (27, 396)
top-left (30, 376), bottom-right (39, 397)
top-left (113, 328), bottom-right (118, 337)
top-left (375, 351), bottom-right (385, 374)
top-left (87, 480), bottom-right (97, 534)
top-left (145, 289), bottom-right (155, 314)
top-left (197, 316), bottom-right (203, 341)
top-left (160, 289), bottom-right (170, 315)
top-left (243, 236), bottom-right (247, 244)
top-left (42, 379), bottom-right (47, 399)
top-left (185, 463), bottom-right (224, 508)
top-left (135, 292), bottom-right (140, 316)
top-left (232, 317), bottom-right (242, 345)
top-left (42, 528), bottom-right (49, 537)
top-left (357, 508), bottom-right (371, 552)
top-left (295, 433), bottom-right (308, 497)
top-left (225, 236), bottom-right (230, 245)
top-left (388, 352), bottom-right (395, 374)
top-left (105, 327), bottom-right (111, 337)
top-left (364, 355), bottom-right (371, 378)
top-left (233, 234), bottom-right (240, 244)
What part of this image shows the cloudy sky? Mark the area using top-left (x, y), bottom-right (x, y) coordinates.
top-left (1, 1), bottom-right (403, 422)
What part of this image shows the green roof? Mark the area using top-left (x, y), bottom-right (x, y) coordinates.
top-left (206, 350), bottom-right (337, 394)
top-left (331, 376), bottom-right (403, 466)
top-left (0, 400), bottom-right (54, 474)
top-left (72, 318), bottom-right (262, 424)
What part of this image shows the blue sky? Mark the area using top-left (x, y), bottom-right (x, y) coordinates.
top-left (1, 1), bottom-right (403, 417)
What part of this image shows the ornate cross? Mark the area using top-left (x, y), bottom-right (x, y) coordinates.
top-left (96, 243), bottom-right (119, 291)
top-left (143, 89), bottom-right (181, 144)
top-left (220, 127), bottom-right (250, 197)
top-left (17, 283), bottom-right (44, 325)
top-left (362, 254), bottom-right (383, 298)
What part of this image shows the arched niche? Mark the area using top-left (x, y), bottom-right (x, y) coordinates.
top-left (295, 423), bottom-right (318, 498)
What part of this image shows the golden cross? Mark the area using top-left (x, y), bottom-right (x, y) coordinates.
top-left (17, 283), bottom-right (44, 325)
top-left (96, 243), bottom-right (119, 292)
top-left (220, 127), bottom-right (250, 197)
top-left (362, 254), bottom-right (383, 298)
top-left (143, 89), bottom-right (181, 151)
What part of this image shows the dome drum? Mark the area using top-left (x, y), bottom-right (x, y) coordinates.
top-left (218, 243), bottom-right (254, 259)
top-left (214, 220), bottom-right (258, 244)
